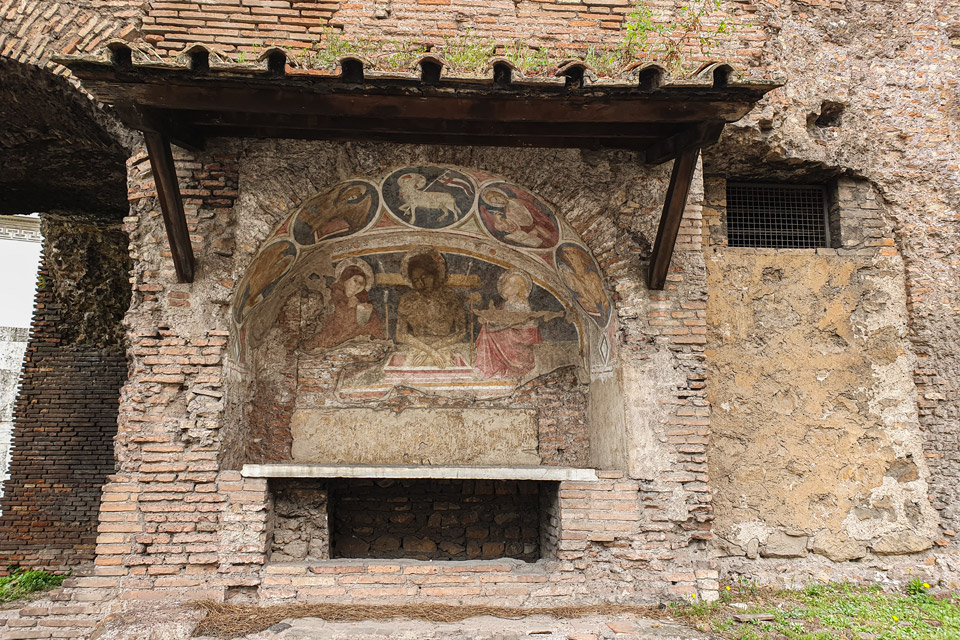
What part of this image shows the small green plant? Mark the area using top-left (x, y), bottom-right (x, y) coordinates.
top-left (0, 567), bottom-right (68, 603)
top-left (440, 29), bottom-right (495, 74)
top-left (906, 577), bottom-right (935, 604)
top-left (621, 0), bottom-right (738, 74)
top-left (733, 574), bottom-right (759, 597)
top-left (240, 0), bottom-right (743, 77)
top-left (500, 41), bottom-right (554, 77)
top-left (663, 581), bottom-right (960, 639)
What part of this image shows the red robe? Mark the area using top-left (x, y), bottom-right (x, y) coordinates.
top-left (474, 321), bottom-right (541, 379)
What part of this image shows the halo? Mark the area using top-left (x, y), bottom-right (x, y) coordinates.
top-left (334, 257), bottom-right (375, 291)
top-left (481, 186), bottom-right (510, 204)
top-left (400, 247), bottom-right (447, 288)
top-left (498, 269), bottom-right (533, 298)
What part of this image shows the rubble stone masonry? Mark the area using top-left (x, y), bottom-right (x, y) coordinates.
top-left (74, 138), bottom-right (715, 606)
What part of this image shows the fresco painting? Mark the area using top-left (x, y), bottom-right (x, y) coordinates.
top-left (233, 240), bottom-right (297, 325)
top-left (300, 258), bottom-right (384, 350)
top-left (292, 180), bottom-right (379, 245)
top-left (231, 166), bottom-right (616, 391)
top-left (556, 243), bottom-right (611, 328)
top-left (382, 166), bottom-right (477, 229)
top-left (478, 182), bottom-right (560, 250)
top-left (474, 270), bottom-right (563, 379)
top-left (289, 247), bottom-right (578, 397)
top-left (391, 249), bottom-right (469, 371)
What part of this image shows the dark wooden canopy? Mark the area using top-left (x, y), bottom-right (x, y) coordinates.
top-left (60, 47), bottom-right (779, 287)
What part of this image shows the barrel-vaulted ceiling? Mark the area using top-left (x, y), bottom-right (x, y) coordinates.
top-left (0, 58), bottom-right (128, 218)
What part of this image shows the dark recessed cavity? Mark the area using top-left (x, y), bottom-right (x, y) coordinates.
top-left (267, 50), bottom-right (286, 75)
top-left (493, 62), bottom-right (513, 85)
top-left (638, 67), bottom-right (662, 92)
top-left (340, 58), bottom-right (364, 84)
top-left (815, 101), bottom-right (845, 128)
top-left (110, 46), bottom-right (132, 69)
top-left (420, 59), bottom-right (442, 85)
top-left (713, 65), bottom-right (731, 88)
top-left (190, 49), bottom-right (210, 72)
top-left (268, 478), bottom-right (561, 563)
top-left (561, 65), bottom-right (585, 89)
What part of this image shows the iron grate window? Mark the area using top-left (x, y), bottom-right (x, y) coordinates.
top-left (726, 183), bottom-right (830, 249)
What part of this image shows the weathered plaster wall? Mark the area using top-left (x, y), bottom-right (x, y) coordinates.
top-left (705, 0), bottom-right (960, 537)
top-left (707, 249), bottom-right (937, 564)
top-left (0, 326), bottom-right (28, 491)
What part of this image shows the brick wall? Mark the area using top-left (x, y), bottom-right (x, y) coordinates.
top-left (0, 260), bottom-right (126, 570)
top-left (138, 0), bottom-right (765, 68)
top-left (257, 472), bottom-right (717, 604)
top-left (329, 478), bottom-right (542, 562)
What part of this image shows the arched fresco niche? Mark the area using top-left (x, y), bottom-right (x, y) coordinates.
top-left (226, 165), bottom-right (619, 469)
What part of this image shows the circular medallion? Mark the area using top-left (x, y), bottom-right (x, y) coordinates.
top-left (382, 166), bottom-right (477, 229)
top-left (291, 180), bottom-right (380, 246)
top-left (478, 182), bottom-right (560, 250)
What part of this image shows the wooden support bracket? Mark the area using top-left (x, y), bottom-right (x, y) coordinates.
top-left (647, 147), bottom-right (701, 291)
top-left (143, 131), bottom-right (196, 283)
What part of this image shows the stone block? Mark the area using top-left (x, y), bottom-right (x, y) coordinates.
top-left (760, 532), bottom-right (808, 558)
top-left (871, 532), bottom-right (932, 555)
top-left (402, 537), bottom-right (437, 553)
top-left (811, 532), bottom-right (867, 562)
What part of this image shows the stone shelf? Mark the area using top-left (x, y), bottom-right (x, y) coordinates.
top-left (241, 463), bottom-right (599, 482)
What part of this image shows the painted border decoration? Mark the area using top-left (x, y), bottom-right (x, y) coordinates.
top-left (556, 243), bottom-right (611, 328)
top-left (233, 240), bottom-right (298, 325)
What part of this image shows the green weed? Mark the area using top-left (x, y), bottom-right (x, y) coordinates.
top-left (676, 581), bottom-right (960, 640)
top-left (0, 567), bottom-right (67, 603)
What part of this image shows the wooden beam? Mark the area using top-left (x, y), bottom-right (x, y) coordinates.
top-left (143, 131), bottom-right (195, 283)
top-left (187, 110), bottom-right (685, 139)
top-left (116, 106), bottom-right (206, 153)
top-left (643, 120), bottom-right (724, 165)
top-left (647, 147), bottom-right (700, 291)
top-left (76, 76), bottom-right (759, 125)
top-left (198, 125), bottom-right (658, 151)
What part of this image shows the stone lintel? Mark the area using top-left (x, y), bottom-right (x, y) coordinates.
top-left (241, 463), bottom-right (599, 482)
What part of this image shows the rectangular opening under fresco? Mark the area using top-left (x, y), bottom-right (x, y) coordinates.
top-left (269, 479), bottom-right (561, 563)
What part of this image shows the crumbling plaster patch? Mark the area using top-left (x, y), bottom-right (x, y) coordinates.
top-left (707, 249), bottom-right (938, 560)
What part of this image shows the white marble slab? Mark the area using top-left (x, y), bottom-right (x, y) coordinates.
top-left (241, 463), bottom-right (598, 482)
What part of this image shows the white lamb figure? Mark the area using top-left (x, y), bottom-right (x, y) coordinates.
top-left (396, 173), bottom-right (462, 225)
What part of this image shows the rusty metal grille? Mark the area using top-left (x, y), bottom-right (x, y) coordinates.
top-left (727, 183), bottom-right (829, 248)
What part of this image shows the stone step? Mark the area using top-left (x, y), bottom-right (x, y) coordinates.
top-left (204, 615), bottom-right (717, 640)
